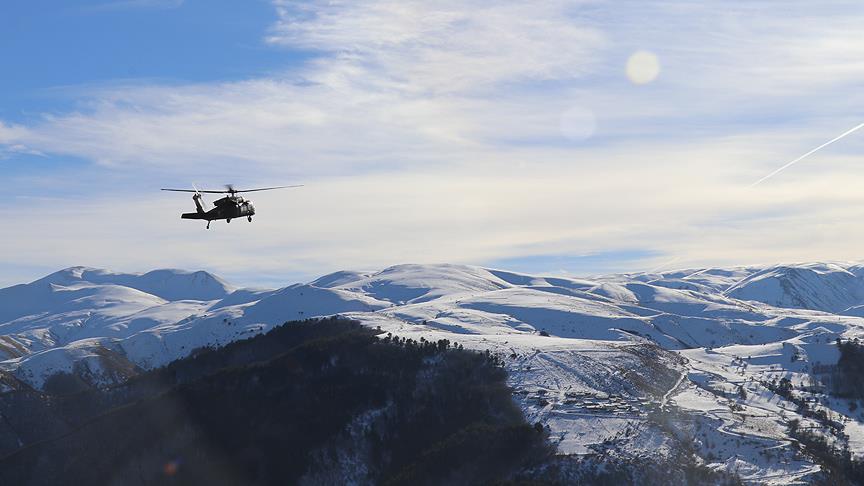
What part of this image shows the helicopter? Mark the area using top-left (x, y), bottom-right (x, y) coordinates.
top-left (161, 184), bottom-right (302, 229)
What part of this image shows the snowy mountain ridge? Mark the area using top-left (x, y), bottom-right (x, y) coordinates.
top-left (4, 261), bottom-right (864, 483)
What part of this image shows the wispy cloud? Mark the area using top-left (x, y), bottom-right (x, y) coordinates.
top-left (268, 0), bottom-right (606, 93)
top-left (0, 1), bottom-right (607, 173)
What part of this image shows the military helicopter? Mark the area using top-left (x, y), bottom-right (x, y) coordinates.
top-left (161, 184), bottom-right (302, 229)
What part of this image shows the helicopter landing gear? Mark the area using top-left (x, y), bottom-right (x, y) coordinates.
top-left (226, 218), bottom-right (231, 224)
top-left (247, 216), bottom-right (252, 222)
top-left (206, 220), bottom-right (211, 230)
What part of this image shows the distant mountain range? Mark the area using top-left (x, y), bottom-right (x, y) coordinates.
top-left (4, 262), bottom-right (864, 483)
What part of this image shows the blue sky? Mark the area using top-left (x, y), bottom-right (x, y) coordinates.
top-left (3, 0), bottom-right (864, 287)
top-left (2, 1), bottom-right (289, 110)
top-left (2, 0), bottom-right (304, 193)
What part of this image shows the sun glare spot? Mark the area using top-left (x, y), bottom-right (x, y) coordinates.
top-left (626, 50), bottom-right (660, 84)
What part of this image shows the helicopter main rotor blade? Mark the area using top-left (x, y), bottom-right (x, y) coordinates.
top-left (231, 185), bottom-right (304, 193)
top-left (162, 185), bottom-right (303, 194)
top-left (161, 188), bottom-right (237, 194)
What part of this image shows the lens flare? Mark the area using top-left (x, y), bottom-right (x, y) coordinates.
top-left (163, 460), bottom-right (181, 476)
top-left (626, 51), bottom-right (660, 84)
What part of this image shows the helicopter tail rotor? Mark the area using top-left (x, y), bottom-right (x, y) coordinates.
top-left (192, 183), bottom-right (207, 215)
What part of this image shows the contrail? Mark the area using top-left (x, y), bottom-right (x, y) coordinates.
top-left (751, 122), bottom-right (864, 187)
top-left (646, 256), bottom-right (680, 274)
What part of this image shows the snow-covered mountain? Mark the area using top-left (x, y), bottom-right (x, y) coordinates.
top-left (5, 261), bottom-right (864, 483)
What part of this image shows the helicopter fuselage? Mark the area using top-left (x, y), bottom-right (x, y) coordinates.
top-left (181, 194), bottom-right (255, 226)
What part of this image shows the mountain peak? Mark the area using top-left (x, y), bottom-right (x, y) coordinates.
top-left (28, 266), bottom-right (233, 302)
top-left (321, 263), bottom-right (511, 305)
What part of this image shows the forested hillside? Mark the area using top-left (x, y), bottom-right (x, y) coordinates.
top-left (0, 318), bottom-right (551, 485)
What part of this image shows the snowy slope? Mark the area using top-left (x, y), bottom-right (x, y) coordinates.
top-left (724, 263), bottom-right (864, 313)
top-left (6, 261), bottom-right (864, 483)
top-left (312, 263), bottom-right (512, 304)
